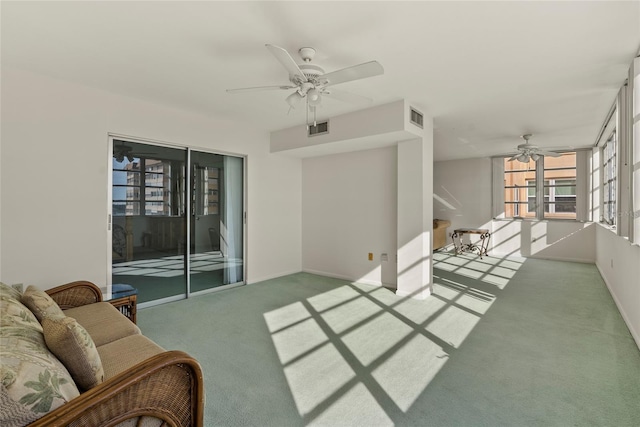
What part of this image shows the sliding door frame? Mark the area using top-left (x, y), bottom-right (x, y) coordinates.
top-left (187, 147), bottom-right (247, 298)
top-left (107, 133), bottom-right (247, 306)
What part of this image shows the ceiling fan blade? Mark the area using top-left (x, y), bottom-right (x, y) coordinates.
top-left (226, 85), bottom-right (297, 93)
top-left (265, 44), bottom-right (307, 82)
top-left (322, 88), bottom-right (373, 105)
top-left (508, 154), bottom-right (520, 162)
top-left (321, 61), bottom-right (384, 87)
top-left (537, 150), bottom-right (562, 157)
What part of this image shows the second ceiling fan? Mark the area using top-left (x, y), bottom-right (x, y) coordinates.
top-left (508, 134), bottom-right (561, 163)
top-left (226, 44), bottom-right (384, 121)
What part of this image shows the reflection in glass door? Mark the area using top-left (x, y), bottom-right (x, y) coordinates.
top-left (189, 151), bottom-right (244, 293)
top-left (111, 140), bottom-right (187, 304)
top-left (110, 140), bottom-right (245, 306)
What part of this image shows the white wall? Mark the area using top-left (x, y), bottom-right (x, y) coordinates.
top-left (433, 158), bottom-right (493, 235)
top-left (595, 225), bottom-right (640, 347)
top-left (491, 219), bottom-right (595, 262)
top-left (0, 68), bottom-right (302, 289)
top-left (302, 146), bottom-right (397, 286)
top-left (434, 158), bottom-right (596, 262)
top-left (271, 101), bottom-right (408, 156)
top-left (0, 94), bottom-right (2, 281)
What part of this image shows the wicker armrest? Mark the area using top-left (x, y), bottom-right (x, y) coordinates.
top-left (45, 280), bottom-right (103, 309)
top-left (28, 350), bottom-right (205, 427)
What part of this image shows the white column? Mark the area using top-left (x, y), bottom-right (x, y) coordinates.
top-left (632, 57), bottom-right (640, 243)
top-left (618, 81), bottom-right (631, 237)
top-left (397, 131), bottom-right (433, 299)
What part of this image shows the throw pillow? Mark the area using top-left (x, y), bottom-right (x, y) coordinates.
top-left (21, 286), bottom-right (64, 322)
top-left (0, 281), bottom-right (23, 301)
top-left (42, 316), bottom-right (104, 391)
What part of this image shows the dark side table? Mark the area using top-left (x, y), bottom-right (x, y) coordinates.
top-left (451, 228), bottom-right (491, 259)
top-left (107, 284), bottom-right (138, 324)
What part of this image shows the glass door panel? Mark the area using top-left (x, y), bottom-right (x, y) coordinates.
top-left (112, 140), bottom-right (187, 304)
top-left (190, 151), bottom-right (244, 293)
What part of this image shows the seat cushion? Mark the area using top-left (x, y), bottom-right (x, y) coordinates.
top-left (112, 283), bottom-right (138, 298)
top-left (64, 302), bottom-right (140, 347)
top-left (97, 335), bottom-right (165, 380)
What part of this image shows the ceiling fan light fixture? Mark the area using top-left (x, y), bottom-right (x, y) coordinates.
top-left (286, 91), bottom-right (304, 108)
top-left (517, 153), bottom-right (529, 163)
top-left (307, 88), bottom-right (321, 103)
top-left (531, 153), bottom-right (540, 161)
top-left (308, 92), bottom-right (322, 107)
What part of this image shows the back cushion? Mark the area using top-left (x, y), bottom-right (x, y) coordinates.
top-left (1, 285), bottom-right (80, 426)
top-left (21, 285), bottom-right (65, 321)
top-left (42, 316), bottom-right (104, 391)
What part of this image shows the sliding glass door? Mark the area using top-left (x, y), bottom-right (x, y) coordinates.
top-left (110, 139), bottom-right (244, 305)
top-left (111, 140), bottom-right (187, 304)
top-left (189, 151), bottom-right (244, 293)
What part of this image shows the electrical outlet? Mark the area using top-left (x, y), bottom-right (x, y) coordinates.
top-left (11, 283), bottom-right (23, 293)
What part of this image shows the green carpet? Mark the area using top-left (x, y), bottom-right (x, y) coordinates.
top-left (137, 252), bottom-right (640, 426)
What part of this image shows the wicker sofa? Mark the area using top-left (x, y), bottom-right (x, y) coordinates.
top-left (433, 219), bottom-right (452, 250)
top-left (0, 280), bottom-right (204, 427)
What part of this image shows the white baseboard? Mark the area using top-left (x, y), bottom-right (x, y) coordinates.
top-left (247, 269), bottom-right (302, 285)
top-left (530, 254), bottom-right (595, 264)
top-left (595, 262), bottom-right (640, 351)
top-left (302, 269), bottom-right (383, 287)
top-left (395, 287), bottom-right (431, 300)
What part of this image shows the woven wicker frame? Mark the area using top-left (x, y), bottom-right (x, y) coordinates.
top-left (46, 280), bottom-right (103, 309)
top-left (32, 281), bottom-right (205, 426)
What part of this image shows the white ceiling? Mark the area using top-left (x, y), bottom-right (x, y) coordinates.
top-left (2, 1), bottom-right (639, 161)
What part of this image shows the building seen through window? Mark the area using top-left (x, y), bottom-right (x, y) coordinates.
top-left (504, 152), bottom-right (577, 220)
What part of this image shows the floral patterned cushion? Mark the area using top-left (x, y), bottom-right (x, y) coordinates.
top-left (1, 288), bottom-right (79, 426)
top-left (0, 282), bottom-right (23, 302)
top-left (0, 291), bottom-right (42, 333)
top-left (21, 285), bottom-right (64, 321)
top-left (42, 316), bottom-right (104, 391)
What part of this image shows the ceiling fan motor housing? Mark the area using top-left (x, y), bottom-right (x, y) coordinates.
top-left (517, 143), bottom-right (539, 151)
top-left (298, 47), bottom-right (316, 62)
top-left (298, 63), bottom-right (324, 78)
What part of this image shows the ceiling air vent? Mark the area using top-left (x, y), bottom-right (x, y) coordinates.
top-left (410, 107), bottom-right (423, 129)
top-left (308, 120), bottom-right (329, 137)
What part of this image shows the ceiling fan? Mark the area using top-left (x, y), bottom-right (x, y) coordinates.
top-left (508, 134), bottom-right (561, 163)
top-left (113, 143), bottom-right (158, 163)
top-left (226, 44), bottom-right (384, 123)
top-left (113, 144), bottom-right (135, 163)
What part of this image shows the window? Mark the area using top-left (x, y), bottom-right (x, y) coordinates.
top-left (543, 153), bottom-right (577, 219)
top-left (193, 166), bottom-right (219, 215)
top-left (112, 156), bottom-right (175, 217)
top-left (602, 130), bottom-right (616, 226)
top-left (503, 152), bottom-right (577, 220)
top-left (504, 158), bottom-right (537, 218)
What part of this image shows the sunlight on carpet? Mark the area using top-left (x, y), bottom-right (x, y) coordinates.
top-left (262, 252), bottom-right (526, 424)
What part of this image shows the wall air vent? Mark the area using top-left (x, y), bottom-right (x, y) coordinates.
top-left (410, 107), bottom-right (424, 129)
top-left (308, 120), bottom-right (329, 137)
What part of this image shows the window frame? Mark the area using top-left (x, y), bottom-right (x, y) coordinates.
top-left (503, 161), bottom-right (537, 219)
top-left (501, 152), bottom-right (578, 221)
top-left (112, 157), bottom-right (175, 217)
top-left (601, 129), bottom-right (617, 227)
